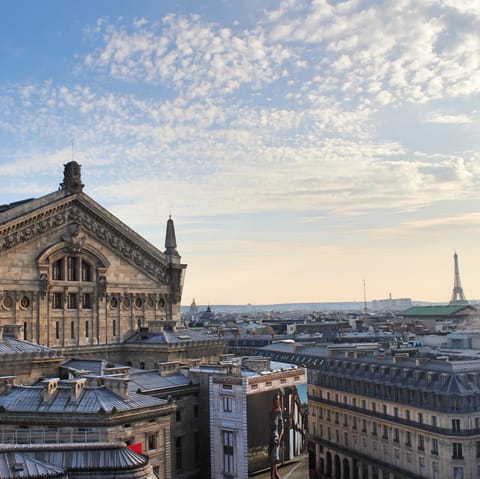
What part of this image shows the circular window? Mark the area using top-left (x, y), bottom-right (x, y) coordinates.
top-left (146, 297), bottom-right (154, 309)
top-left (122, 297), bottom-right (131, 309)
top-left (110, 297), bottom-right (118, 308)
top-left (158, 298), bottom-right (165, 308)
top-left (20, 296), bottom-right (30, 309)
top-left (2, 296), bottom-right (13, 309)
top-left (134, 297), bottom-right (143, 308)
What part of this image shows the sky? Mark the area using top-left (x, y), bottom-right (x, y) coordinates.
top-left (0, 0), bottom-right (479, 306)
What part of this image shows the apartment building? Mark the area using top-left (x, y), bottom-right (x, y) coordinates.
top-left (259, 342), bottom-right (480, 479)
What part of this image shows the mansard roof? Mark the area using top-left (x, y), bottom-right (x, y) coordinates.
top-left (400, 305), bottom-right (477, 317)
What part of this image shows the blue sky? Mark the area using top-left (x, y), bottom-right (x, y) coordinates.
top-left (1, 0), bottom-right (479, 305)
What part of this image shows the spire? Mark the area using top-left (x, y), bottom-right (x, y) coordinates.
top-left (450, 251), bottom-right (468, 305)
top-left (164, 215), bottom-right (179, 257)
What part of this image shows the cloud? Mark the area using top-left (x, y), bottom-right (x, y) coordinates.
top-left (425, 112), bottom-right (472, 124)
top-left (85, 15), bottom-right (292, 99)
top-left (264, 0), bottom-right (480, 106)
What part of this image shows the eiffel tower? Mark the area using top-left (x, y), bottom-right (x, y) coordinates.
top-left (449, 251), bottom-right (468, 305)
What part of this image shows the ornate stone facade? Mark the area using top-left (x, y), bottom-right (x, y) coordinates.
top-left (0, 162), bottom-right (186, 352)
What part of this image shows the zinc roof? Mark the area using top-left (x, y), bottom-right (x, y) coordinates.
top-left (0, 382), bottom-right (166, 414)
top-left (400, 305), bottom-right (475, 317)
top-left (0, 452), bottom-right (66, 478)
top-left (129, 370), bottom-right (194, 393)
top-left (0, 336), bottom-right (57, 355)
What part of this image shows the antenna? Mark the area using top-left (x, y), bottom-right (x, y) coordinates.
top-left (71, 140), bottom-right (74, 161)
top-left (363, 279), bottom-right (368, 314)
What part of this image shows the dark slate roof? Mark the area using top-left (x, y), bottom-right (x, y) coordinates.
top-left (0, 336), bottom-right (59, 356)
top-left (258, 342), bottom-right (480, 395)
top-left (400, 305), bottom-right (476, 317)
top-left (0, 198), bottom-right (35, 214)
top-left (0, 443), bottom-right (151, 478)
top-left (126, 328), bottom-right (221, 344)
top-left (0, 382), bottom-right (166, 413)
top-left (28, 443), bottom-right (148, 471)
top-left (0, 452), bottom-right (66, 478)
top-left (129, 370), bottom-right (194, 393)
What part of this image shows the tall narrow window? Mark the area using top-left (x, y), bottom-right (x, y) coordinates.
top-left (148, 433), bottom-right (158, 450)
top-left (67, 293), bottom-right (77, 309)
top-left (23, 322), bottom-right (27, 340)
top-left (70, 321), bottom-right (75, 339)
top-left (223, 396), bottom-right (233, 412)
top-left (52, 293), bottom-right (63, 309)
top-left (452, 419), bottom-right (461, 432)
top-left (85, 321), bottom-right (89, 338)
top-left (55, 321), bottom-right (60, 340)
top-left (82, 293), bottom-right (92, 309)
top-left (176, 437), bottom-right (183, 472)
top-left (112, 319), bottom-right (116, 337)
top-left (81, 260), bottom-right (92, 281)
top-left (67, 256), bottom-right (77, 281)
top-left (223, 431), bottom-right (235, 474)
top-left (52, 258), bottom-right (64, 280)
top-left (452, 442), bottom-right (463, 459)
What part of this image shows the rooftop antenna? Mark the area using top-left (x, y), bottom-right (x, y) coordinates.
top-left (363, 279), bottom-right (368, 314)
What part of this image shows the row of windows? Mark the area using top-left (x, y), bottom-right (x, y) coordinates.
top-left (318, 421), bottom-right (467, 462)
top-left (314, 388), bottom-right (480, 430)
top-left (315, 373), bottom-right (474, 412)
top-left (52, 257), bottom-right (93, 282)
top-left (26, 319), bottom-right (118, 340)
top-left (52, 292), bottom-right (92, 309)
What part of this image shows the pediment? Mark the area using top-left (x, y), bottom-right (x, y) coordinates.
top-left (0, 192), bottom-right (170, 284)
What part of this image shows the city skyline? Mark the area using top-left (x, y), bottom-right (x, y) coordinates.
top-left (1, 1), bottom-right (479, 305)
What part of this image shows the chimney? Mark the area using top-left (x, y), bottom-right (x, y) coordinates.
top-left (0, 376), bottom-right (15, 393)
top-left (3, 324), bottom-right (22, 339)
top-left (157, 362), bottom-right (181, 376)
top-left (104, 377), bottom-right (130, 400)
top-left (68, 378), bottom-right (86, 402)
top-left (242, 357), bottom-right (271, 373)
top-left (42, 378), bottom-right (59, 403)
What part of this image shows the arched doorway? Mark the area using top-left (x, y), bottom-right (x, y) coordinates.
top-left (326, 452), bottom-right (333, 478)
top-left (334, 455), bottom-right (341, 479)
top-left (343, 458), bottom-right (350, 479)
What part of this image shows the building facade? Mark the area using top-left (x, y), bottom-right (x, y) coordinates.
top-left (260, 342), bottom-right (480, 479)
top-left (0, 162), bottom-right (186, 353)
top-left (0, 375), bottom-right (174, 478)
top-left (199, 357), bottom-right (307, 479)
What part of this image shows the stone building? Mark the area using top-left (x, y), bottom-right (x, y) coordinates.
top-left (260, 341), bottom-right (480, 479)
top-left (188, 356), bottom-right (307, 479)
top-left (0, 374), bottom-right (174, 478)
top-left (0, 161), bottom-right (186, 354)
top-left (62, 358), bottom-right (202, 479)
top-left (0, 324), bottom-right (63, 384)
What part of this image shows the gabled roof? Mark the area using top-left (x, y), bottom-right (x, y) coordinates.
top-left (0, 184), bottom-right (173, 284)
top-left (399, 305), bottom-right (476, 317)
